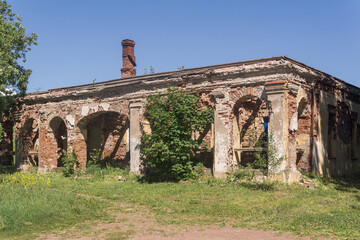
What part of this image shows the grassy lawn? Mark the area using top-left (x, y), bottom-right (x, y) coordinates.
top-left (1, 167), bottom-right (359, 239)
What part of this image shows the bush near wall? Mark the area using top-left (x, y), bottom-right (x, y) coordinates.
top-left (141, 86), bottom-right (213, 181)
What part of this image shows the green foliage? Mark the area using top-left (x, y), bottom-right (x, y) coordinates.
top-left (0, 122), bottom-right (3, 143)
top-left (246, 120), bottom-right (283, 176)
top-left (85, 165), bottom-right (131, 182)
top-left (226, 169), bottom-right (251, 182)
top-left (88, 149), bottom-right (101, 166)
top-left (263, 132), bottom-right (284, 174)
top-left (149, 66), bottom-right (155, 74)
top-left (0, 0), bottom-right (37, 111)
top-left (87, 149), bottom-right (118, 168)
top-left (303, 172), bottom-right (330, 185)
top-left (61, 148), bottom-right (81, 177)
top-left (141, 86), bottom-right (213, 181)
top-left (144, 66), bottom-right (155, 75)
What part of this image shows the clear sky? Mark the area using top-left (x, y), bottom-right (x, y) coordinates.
top-left (6, 0), bottom-right (360, 92)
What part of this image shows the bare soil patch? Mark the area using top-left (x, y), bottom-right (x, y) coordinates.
top-left (36, 193), bottom-right (318, 240)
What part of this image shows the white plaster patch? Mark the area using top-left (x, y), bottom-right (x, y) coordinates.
top-left (90, 105), bottom-right (99, 113)
top-left (81, 106), bottom-right (89, 116)
top-left (65, 115), bottom-right (75, 129)
top-left (289, 113), bottom-right (298, 132)
top-left (296, 87), bottom-right (307, 104)
top-left (100, 103), bottom-right (110, 111)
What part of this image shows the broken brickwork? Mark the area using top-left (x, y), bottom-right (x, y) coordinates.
top-left (4, 41), bottom-right (359, 181)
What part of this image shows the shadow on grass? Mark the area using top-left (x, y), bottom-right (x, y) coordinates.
top-left (137, 172), bottom-right (179, 184)
top-left (329, 174), bottom-right (360, 192)
top-left (238, 181), bottom-right (276, 191)
top-left (305, 172), bottom-right (360, 192)
top-left (0, 166), bottom-right (16, 174)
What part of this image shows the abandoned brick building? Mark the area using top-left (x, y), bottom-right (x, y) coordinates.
top-left (3, 39), bottom-right (360, 182)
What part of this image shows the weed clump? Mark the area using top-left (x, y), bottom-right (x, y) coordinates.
top-left (61, 148), bottom-right (82, 177)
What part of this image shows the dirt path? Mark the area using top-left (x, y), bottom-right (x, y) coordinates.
top-left (36, 194), bottom-right (319, 240)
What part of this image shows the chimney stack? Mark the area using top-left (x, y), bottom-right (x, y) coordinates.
top-left (121, 39), bottom-right (136, 78)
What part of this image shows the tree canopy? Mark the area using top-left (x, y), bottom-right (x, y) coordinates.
top-left (0, 0), bottom-right (37, 102)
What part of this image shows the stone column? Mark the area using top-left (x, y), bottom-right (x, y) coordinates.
top-left (38, 124), bottom-right (56, 173)
top-left (287, 83), bottom-right (302, 182)
top-left (66, 114), bottom-right (87, 168)
top-left (265, 81), bottom-right (288, 180)
top-left (212, 90), bottom-right (230, 178)
top-left (129, 102), bottom-right (142, 174)
top-left (67, 127), bottom-right (87, 168)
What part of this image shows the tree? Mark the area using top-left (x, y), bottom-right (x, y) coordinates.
top-left (0, 0), bottom-right (37, 111)
top-left (141, 86), bottom-right (213, 181)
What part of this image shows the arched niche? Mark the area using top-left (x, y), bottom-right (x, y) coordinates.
top-left (298, 97), bottom-right (308, 119)
top-left (77, 111), bottom-right (129, 167)
top-left (18, 118), bottom-right (39, 167)
top-left (295, 96), bottom-right (312, 172)
top-left (49, 117), bottom-right (67, 167)
top-left (232, 95), bottom-right (269, 167)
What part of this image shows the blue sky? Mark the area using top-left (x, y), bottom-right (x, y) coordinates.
top-left (7, 0), bottom-right (360, 92)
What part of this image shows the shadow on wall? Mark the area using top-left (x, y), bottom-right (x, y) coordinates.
top-left (77, 111), bottom-right (129, 168)
top-left (49, 117), bottom-right (67, 167)
top-left (233, 95), bottom-right (268, 167)
top-left (18, 118), bottom-right (39, 168)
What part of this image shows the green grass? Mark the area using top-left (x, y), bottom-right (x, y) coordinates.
top-left (0, 172), bottom-right (109, 239)
top-left (1, 167), bottom-right (359, 239)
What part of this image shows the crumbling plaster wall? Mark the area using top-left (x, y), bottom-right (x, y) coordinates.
top-left (15, 109), bottom-right (40, 170)
top-left (313, 87), bottom-right (360, 177)
top-left (288, 85), bottom-right (313, 173)
top-left (16, 95), bottom-right (132, 172)
top-left (13, 57), bottom-right (359, 179)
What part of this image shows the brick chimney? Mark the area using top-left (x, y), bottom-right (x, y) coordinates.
top-left (121, 39), bottom-right (136, 78)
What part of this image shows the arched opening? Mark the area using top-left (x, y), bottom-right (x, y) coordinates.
top-left (49, 117), bottom-right (67, 167)
top-left (233, 95), bottom-right (268, 168)
top-left (19, 118), bottom-right (39, 167)
top-left (298, 98), bottom-right (308, 119)
top-left (296, 97), bottom-right (311, 171)
top-left (77, 111), bottom-right (129, 167)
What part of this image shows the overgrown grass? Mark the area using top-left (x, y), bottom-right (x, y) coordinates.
top-left (0, 172), bottom-right (108, 239)
top-left (1, 167), bottom-right (359, 239)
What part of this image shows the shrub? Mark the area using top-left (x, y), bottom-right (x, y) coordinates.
top-left (141, 86), bottom-right (213, 181)
top-left (244, 120), bottom-right (283, 176)
top-left (88, 149), bottom-right (116, 168)
top-left (88, 149), bottom-right (102, 167)
top-left (61, 148), bottom-right (81, 177)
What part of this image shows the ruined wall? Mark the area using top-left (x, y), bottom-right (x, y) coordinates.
top-left (212, 85), bottom-right (268, 175)
top-left (15, 93), bottom-right (131, 172)
top-left (287, 85), bottom-right (313, 173)
top-left (11, 56), bottom-right (360, 179)
top-left (313, 81), bottom-right (360, 177)
top-left (230, 87), bottom-right (269, 168)
top-left (15, 110), bottom-right (39, 170)
top-left (194, 91), bottom-right (215, 168)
